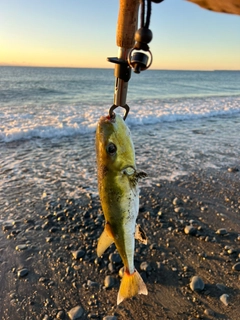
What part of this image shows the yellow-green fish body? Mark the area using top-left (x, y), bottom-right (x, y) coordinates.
top-left (95, 114), bottom-right (147, 304)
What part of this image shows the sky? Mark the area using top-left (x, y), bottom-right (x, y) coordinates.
top-left (0, 0), bottom-right (240, 70)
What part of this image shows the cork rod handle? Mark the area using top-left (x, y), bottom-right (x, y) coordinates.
top-left (116, 0), bottom-right (139, 48)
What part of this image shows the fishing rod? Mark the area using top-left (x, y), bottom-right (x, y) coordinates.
top-left (107, 0), bottom-right (239, 121)
top-left (108, 0), bottom-right (164, 121)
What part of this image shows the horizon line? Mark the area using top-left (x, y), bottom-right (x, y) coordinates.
top-left (0, 64), bottom-right (240, 72)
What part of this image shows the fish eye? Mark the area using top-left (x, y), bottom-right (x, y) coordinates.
top-left (106, 142), bottom-right (117, 155)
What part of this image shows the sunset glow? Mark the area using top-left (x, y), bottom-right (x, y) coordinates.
top-left (1, 0), bottom-right (240, 70)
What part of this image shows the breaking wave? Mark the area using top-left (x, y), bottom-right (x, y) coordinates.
top-left (1, 95), bottom-right (240, 143)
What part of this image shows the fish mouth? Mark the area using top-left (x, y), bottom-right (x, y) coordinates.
top-left (98, 115), bottom-right (116, 127)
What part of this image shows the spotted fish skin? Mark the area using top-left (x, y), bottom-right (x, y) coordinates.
top-left (95, 114), bottom-right (148, 304)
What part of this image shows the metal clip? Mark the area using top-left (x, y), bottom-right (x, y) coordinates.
top-left (107, 48), bottom-right (131, 116)
top-left (109, 104), bottom-right (130, 121)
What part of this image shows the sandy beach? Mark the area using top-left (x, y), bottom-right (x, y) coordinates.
top-left (1, 166), bottom-right (240, 320)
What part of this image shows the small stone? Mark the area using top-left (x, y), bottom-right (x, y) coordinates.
top-left (68, 305), bottom-right (84, 320)
top-left (94, 257), bottom-right (101, 265)
top-left (9, 293), bottom-right (17, 299)
top-left (104, 275), bottom-right (115, 289)
top-left (66, 266), bottom-right (73, 275)
top-left (173, 197), bottom-right (183, 206)
top-left (72, 250), bottom-right (85, 260)
top-left (150, 243), bottom-right (157, 250)
top-left (228, 167), bottom-right (239, 173)
top-left (15, 244), bottom-right (28, 251)
top-left (204, 309), bottom-right (215, 316)
top-left (103, 317), bottom-right (117, 320)
top-left (42, 315), bottom-right (50, 320)
top-left (2, 224), bottom-right (13, 231)
top-left (56, 310), bottom-right (65, 319)
top-left (88, 314), bottom-right (99, 319)
top-left (109, 253), bottom-right (121, 264)
top-left (49, 226), bottom-right (59, 233)
top-left (174, 207), bottom-right (185, 213)
top-left (220, 294), bottom-right (229, 306)
top-left (227, 248), bottom-right (236, 254)
top-left (18, 268), bottom-right (29, 277)
top-left (216, 228), bottom-right (227, 235)
top-left (183, 266), bottom-right (189, 274)
top-left (108, 262), bottom-right (115, 273)
top-left (190, 276), bottom-right (205, 291)
top-left (184, 225), bottom-right (197, 236)
top-left (232, 262), bottom-right (240, 271)
top-left (42, 222), bottom-right (50, 230)
top-left (87, 280), bottom-right (99, 288)
top-left (39, 277), bottom-right (48, 283)
top-left (118, 267), bottom-right (124, 278)
top-left (189, 219), bottom-right (197, 225)
top-left (140, 261), bottom-right (152, 272)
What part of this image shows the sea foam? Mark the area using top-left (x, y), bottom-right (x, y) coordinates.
top-left (1, 96), bottom-right (240, 143)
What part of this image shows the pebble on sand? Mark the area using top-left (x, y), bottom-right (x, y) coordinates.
top-left (56, 310), bottom-right (65, 319)
top-left (103, 317), bottom-right (117, 320)
top-left (104, 275), bottom-right (115, 289)
top-left (232, 262), bottom-right (240, 271)
top-left (220, 294), bottom-right (229, 306)
top-left (2, 224), bottom-right (13, 231)
top-left (140, 261), bottom-right (152, 272)
top-left (227, 167), bottom-right (239, 173)
top-left (71, 250), bottom-right (85, 260)
top-left (118, 267), bottom-right (124, 278)
top-left (15, 244), bottom-right (28, 251)
top-left (87, 280), bottom-right (99, 288)
top-left (190, 276), bottom-right (205, 291)
top-left (68, 306), bottom-right (84, 320)
top-left (216, 228), bottom-right (227, 235)
top-left (172, 197), bottom-right (183, 206)
top-left (109, 253), bottom-right (121, 264)
top-left (17, 268), bottom-right (29, 277)
top-left (204, 309), bottom-right (215, 316)
top-left (184, 225), bottom-right (197, 236)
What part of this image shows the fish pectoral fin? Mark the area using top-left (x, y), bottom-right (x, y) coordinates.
top-left (135, 170), bottom-right (147, 180)
top-left (117, 269), bottom-right (148, 305)
top-left (135, 224), bottom-right (147, 245)
top-left (123, 167), bottom-right (147, 187)
top-left (97, 223), bottom-right (114, 257)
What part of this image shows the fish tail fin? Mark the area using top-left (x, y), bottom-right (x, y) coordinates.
top-left (117, 269), bottom-right (148, 305)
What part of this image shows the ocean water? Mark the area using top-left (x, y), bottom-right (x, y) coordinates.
top-left (0, 66), bottom-right (240, 217)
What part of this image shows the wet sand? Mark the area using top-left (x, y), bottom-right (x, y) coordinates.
top-left (0, 168), bottom-right (240, 320)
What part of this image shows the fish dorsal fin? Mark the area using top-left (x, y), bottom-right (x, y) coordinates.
top-left (122, 167), bottom-right (147, 187)
top-left (97, 222), bottom-right (114, 257)
top-left (135, 224), bottom-right (147, 245)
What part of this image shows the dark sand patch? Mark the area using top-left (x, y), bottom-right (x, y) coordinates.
top-left (0, 168), bottom-right (240, 320)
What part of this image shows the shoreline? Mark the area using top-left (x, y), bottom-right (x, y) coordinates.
top-left (0, 168), bottom-right (240, 320)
